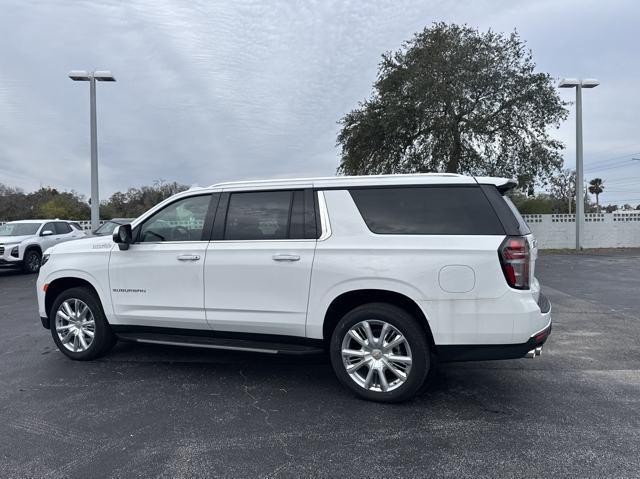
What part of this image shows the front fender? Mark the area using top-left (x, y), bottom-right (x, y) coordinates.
top-left (37, 268), bottom-right (113, 322)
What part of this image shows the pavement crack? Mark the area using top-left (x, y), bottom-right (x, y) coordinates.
top-left (239, 369), bottom-right (294, 466)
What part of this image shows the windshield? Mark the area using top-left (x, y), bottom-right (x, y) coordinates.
top-left (94, 221), bottom-right (120, 235)
top-left (0, 222), bottom-right (41, 237)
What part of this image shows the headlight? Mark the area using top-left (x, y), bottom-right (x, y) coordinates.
top-left (41, 253), bottom-right (50, 266)
top-left (10, 245), bottom-right (19, 258)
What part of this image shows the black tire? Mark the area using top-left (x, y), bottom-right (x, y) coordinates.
top-left (49, 287), bottom-right (116, 360)
top-left (21, 249), bottom-right (41, 274)
top-left (329, 303), bottom-right (430, 403)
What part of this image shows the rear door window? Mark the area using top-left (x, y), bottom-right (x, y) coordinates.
top-left (224, 191), bottom-right (293, 240)
top-left (54, 222), bottom-right (72, 235)
top-left (349, 186), bottom-right (505, 235)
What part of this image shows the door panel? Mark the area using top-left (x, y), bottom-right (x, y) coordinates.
top-left (204, 240), bottom-right (315, 336)
top-left (109, 242), bottom-right (208, 328)
top-left (204, 188), bottom-right (316, 336)
top-left (108, 193), bottom-right (214, 329)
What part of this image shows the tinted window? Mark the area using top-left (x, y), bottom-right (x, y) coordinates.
top-left (503, 196), bottom-right (531, 235)
top-left (350, 186), bottom-right (505, 235)
top-left (289, 190), bottom-right (305, 239)
top-left (225, 191), bottom-right (293, 240)
top-left (54, 222), bottom-right (72, 234)
top-left (481, 185), bottom-right (531, 235)
top-left (139, 195), bottom-right (211, 242)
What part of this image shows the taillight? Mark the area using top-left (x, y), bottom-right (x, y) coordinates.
top-left (498, 236), bottom-right (530, 290)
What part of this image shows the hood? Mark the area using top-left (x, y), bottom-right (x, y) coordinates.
top-left (48, 235), bottom-right (115, 255)
top-left (0, 235), bottom-right (32, 244)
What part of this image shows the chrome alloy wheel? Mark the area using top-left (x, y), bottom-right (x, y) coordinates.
top-left (341, 320), bottom-right (413, 393)
top-left (55, 299), bottom-right (96, 353)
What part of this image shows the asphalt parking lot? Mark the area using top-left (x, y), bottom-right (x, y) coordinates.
top-left (1, 251), bottom-right (639, 478)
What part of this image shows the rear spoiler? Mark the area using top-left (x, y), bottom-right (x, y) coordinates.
top-left (474, 177), bottom-right (518, 195)
top-left (496, 180), bottom-right (517, 194)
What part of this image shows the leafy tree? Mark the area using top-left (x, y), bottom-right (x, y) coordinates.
top-left (510, 192), bottom-right (556, 214)
top-left (548, 169), bottom-right (576, 214)
top-left (588, 178), bottom-right (604, 213)
top-left (603, 204), bottom-right (618, 213)
top-left (337, 23), bottom-right (568, 189)
top-left (101, 181), bottom-right (188, 218)
top-left (1, 181), bottom-right (186, 221)
top-left (38, 192), bottom-right (90, 219)
top-left (0, 184), bottom-right (89, 221)
top-left (0, 184), bottom-right (26, 220)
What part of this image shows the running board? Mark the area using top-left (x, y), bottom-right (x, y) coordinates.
top-left (116, 332), bottom-right (325, 356)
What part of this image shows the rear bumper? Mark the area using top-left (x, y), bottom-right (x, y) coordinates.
top-left (437, 292), bottom-right (552, 362)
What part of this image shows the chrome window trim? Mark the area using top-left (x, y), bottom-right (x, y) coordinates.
top-left (208, 239), bottom-right (316, 244)
top-left (130, 240), bottom-right (210, 246)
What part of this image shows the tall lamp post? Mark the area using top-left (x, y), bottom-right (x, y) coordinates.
top-left (69, 70), bottom-right (116, 231)
top-left (559, 78), bottom-right (599, 250)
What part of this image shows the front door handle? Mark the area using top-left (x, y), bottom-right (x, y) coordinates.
top-left (177, 254), bottom-right (201, 261)
top-left (272, 254), bottom-right (300, 262)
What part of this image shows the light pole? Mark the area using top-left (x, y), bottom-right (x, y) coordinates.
top-left (69, 70), bottom-right (116, 231)
top-left (559, 78), bottom-right (599, 250)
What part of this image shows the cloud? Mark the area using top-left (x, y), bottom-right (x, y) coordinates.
top-left (1, 0), bottom-right (639, 205)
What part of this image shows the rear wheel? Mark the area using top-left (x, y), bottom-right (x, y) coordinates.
top-left (50, 287), bottom-right (116, 360)
top-left (21, 249), bottom-right (41, 274)
top-left (329, 303), bottom-right (430, 403)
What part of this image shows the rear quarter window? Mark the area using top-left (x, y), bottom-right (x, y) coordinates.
top-left (349, 186), bottom-right (505, 235)
top-left (479, 185), bottom-right (531, 236)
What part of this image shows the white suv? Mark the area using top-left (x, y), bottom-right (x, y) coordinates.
top-left (0, 220), bottom-right (86, 273)
top-left (37, 174), bottom-right (551, 402)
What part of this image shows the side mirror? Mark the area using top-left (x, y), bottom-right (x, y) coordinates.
top-left (41, 230), bottom-right (54, 237)
top-left (113, 224), bottom-right (133, 250)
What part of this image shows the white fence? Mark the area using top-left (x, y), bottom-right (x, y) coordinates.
top-left (522, 212), bottom-right (640, 249)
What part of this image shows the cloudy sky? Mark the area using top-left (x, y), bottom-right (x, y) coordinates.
top-left (1, 0), bottom-right (639, 205)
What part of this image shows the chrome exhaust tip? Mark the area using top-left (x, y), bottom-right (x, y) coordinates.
top-left (525, 349), bottom-right (536, 358)
top-left (535, 346), bottom-right (543, 357)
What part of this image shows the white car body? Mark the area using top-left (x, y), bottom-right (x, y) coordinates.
top-left (37, 173), bottom-right (551, 363)
top-left (0, 220), bottom-right (86, 271)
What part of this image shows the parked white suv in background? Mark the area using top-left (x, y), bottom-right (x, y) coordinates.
top-left (0, 220), bottom-right (86, 273)
top-left (36, 174), bottom-right (551, 402)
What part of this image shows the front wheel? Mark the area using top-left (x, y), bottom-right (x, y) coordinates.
top-left (21, 249), bottom-right (41, 274)
top-left (329, 303), bottom-right (430, 403)
top-left (50, 287), bottom-right (116, 360)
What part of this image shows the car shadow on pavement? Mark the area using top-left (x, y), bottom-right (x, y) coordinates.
top-left (0, 267), bottom-right (25, 277)
top-left (95, 340), bottom-right (528, 407)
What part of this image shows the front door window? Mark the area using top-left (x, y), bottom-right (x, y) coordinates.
top-left (138, 195), bottom-right (211, 242)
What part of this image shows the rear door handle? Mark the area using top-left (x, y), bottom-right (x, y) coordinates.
top-left (272, 254), bottom-right (300, 262)
top-left (177, 254), bottom-right (201, 261)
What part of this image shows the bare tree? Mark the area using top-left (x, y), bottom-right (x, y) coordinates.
top-left (548, 169), bottom-right (576, 214)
